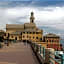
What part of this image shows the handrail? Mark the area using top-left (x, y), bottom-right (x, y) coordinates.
top-left (30, 42), bottom-right (64, 64)
top-left (49, 55), bottom-right (61, 64)
top-left (49, 51), bottom-right (61, 59)
top-left (49, 51), bottom-right (64, 64)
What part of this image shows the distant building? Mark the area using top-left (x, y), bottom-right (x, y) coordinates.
top-left (43, 33), bottom-right (62, 50)
top-left (43, 33), bottom-right (60, 43)
top-left (6, 12), bottom-right (43, 42)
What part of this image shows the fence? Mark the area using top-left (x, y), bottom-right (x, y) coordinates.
top-left (30, 42), bottom-right (64, 64)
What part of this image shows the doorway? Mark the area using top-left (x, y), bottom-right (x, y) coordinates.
top-left (15, 37), bottom-right (17, 40)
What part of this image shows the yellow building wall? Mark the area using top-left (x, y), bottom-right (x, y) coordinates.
top-left (9, 34), bottom-right (21, 40)
top-left (22, 32), bottom-right (43, 42)
top-left (6, 28), bottom-right (24, 33)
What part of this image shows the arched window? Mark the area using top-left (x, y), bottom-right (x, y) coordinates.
top-left (36, 37), bottom-right (38, 39)
top-left (32, 20), bottom-right (33, 23)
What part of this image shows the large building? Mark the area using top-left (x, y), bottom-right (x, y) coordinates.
top-left (6, 12), bottom-right (43, 42)
top-left (5, 12), bottom-right (62, 51)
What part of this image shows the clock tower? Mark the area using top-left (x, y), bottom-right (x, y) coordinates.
top-left (30, 12), bottom-right (35, 23)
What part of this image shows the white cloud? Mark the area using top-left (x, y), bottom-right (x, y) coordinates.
top-left (0, 5), bottom-right (64, 31)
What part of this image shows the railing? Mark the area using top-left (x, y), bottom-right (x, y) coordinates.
top-left (49, 51), bottom-right (64, 64)
top-left (30, 42), bottom-right (64, 64)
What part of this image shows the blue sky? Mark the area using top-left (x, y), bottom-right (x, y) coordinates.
top-left (0, 1), bottom-right (64, 38)
top-left (1, 0), bottom-right (64, 1)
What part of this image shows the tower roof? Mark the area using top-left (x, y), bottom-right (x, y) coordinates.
top-left (30, 12), bottom-right (35, 23)
top-left (31, 12), bottom-right (34, 16)
top-left (31, 12), bottom-right (34, 14)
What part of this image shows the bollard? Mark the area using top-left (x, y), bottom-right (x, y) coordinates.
top-left (40, 45), bottom-right (41, 54)
top-left (61, 54), bottom-right (64, 64)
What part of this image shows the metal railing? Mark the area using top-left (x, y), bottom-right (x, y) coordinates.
top-left (49, 51), bottom-right (64, 64)
top-left (30, 42), bottom-right (64, 64)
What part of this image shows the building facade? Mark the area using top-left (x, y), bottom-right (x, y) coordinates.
top-left (6, 12), bottom-right (43, 42)
top-left (5, 12), bottom-right (61, 51)
top-left (43, 33), bottom-right (61, 50)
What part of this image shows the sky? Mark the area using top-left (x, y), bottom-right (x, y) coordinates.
top-left (0, 1), bottom-right (64, 38)
top-left (1, 0), bottom-right (64, 1)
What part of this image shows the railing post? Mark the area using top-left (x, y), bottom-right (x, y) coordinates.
top-left (34, 43), bottom-right (35, 48)
top-left (44, 48), bottom-right (55, 64)
top-left (40, 45), bottom-right (41, 54)
top-left (43, 47), bottom-right (45, 59)
top-left (61, 54), bottom-right (64, 64)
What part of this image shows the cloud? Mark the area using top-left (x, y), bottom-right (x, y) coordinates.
top-left (0, 1), bottom-right (64, 38)
top-left (0, 4), bottom-right (64, 29)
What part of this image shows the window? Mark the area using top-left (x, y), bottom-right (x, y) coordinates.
top-left (33, 32), bottom-right (35, 34)
top-left (11, 36), bottom-right (13, 38)
top-left (23, 36), bottom-right (25, 38)
top-left (30, 32), bottom-right (32, 34)
top-left (36, 37), bottom-right (38, 39)
top-left (4, 33), bottom-right (6, 36)
top-left (32, 20), bottom-right (33, 23)
top-left (15, 37), bottom-right (17, 40)
top-left (27, 32), bottom-right (28, 34)
top-left (19, 36), bottom-right (21, 39)
top-left (49, 40), bottom-right (51, 42)
top-left (27, 36), bottom-right (28, 38)
top-left (21, 32), bottom-right (22, 35)
top-left (47, 44), bottom-right (48, 46)
top-left (40, 38), bottom-right (42, 41)
top-left (23, 32), bottom-right (25, 34)
top-left (33, 37), bottom-right (34, 39)
top-left (36, 32), bottom-right (39, 34)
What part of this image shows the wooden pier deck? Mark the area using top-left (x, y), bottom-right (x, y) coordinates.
top-left (0, 42), bottom-right (39, 64)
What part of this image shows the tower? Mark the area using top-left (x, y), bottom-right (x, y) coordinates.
top-left (30, 12), bottom-right (35, 23)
